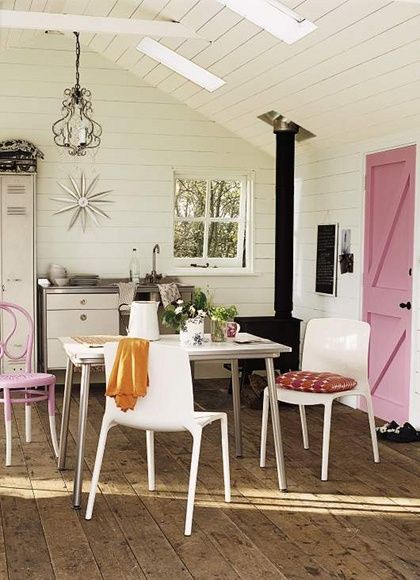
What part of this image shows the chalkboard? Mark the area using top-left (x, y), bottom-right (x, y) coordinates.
top-left (315, 224), bottom-right (338, 295)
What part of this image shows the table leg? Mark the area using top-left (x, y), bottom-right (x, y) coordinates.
top-left (73, 363), bottom-right (91, 509)
top-left (58, 358), bottom-right (74, 470)
top-left (230, 358), bottom-right (242, 457)
top-left (265, 357), bottom-right (287, 491)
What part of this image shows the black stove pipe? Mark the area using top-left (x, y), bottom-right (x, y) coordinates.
top-left (231, 119), bottom-right (301, 379)
top-left (274, 121), bottom-right (298, 319)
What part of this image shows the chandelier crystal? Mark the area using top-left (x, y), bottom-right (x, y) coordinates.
top-left (52, 32), bottom-right (102, 156)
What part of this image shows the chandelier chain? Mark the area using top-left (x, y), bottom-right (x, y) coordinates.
top-left (74, 32), bottom-right (81, 90)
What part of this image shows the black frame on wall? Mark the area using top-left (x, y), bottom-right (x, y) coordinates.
top-left (315, 223), bottom-right (338, 296)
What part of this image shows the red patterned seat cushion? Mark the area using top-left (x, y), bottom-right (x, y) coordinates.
top-left (276, 371), bottom-right (357, 394)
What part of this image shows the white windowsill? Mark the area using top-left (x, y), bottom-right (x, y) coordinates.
top-left (169, 268), bottom-right (259, 277)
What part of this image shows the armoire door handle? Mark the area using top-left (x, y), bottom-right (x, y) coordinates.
top-left (399, 301), bottom-right (412, 310)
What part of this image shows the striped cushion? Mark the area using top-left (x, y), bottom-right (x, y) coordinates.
top-left (276, 371), bottom-right (357, 394)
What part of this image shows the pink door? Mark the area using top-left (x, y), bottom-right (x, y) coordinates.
top-left (362, 145), bottom-right (416, 423)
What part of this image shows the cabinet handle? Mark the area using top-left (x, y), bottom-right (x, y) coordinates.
top-left (80, 314), bottom-right (87, 321)
top-left (80, 299), bottom-right (87, 305)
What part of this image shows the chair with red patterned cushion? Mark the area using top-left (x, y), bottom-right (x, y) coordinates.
top-left (260, 318), bottom-right (380, 481)
top-left (0, 302), bottom-right (59, 466)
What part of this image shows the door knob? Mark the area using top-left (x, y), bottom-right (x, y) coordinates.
top-left (399, 301), bottom-right (412, 310)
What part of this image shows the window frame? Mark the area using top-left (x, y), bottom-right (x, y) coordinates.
top-left (172, 170), bottom-right (254, 273)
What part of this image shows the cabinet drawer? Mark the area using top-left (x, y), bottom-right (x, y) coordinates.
top-left (47, 292), bottom-right (118, 311)
top-left (47, 309), bottom-right (119, 338)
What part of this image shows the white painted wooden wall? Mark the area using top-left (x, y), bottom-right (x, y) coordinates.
top-left (294, 129), bottom-right (420, 426)
top-left (0, 35), bottom-right (275, 310)
top-left (0, 35), bottom-right (276, 378)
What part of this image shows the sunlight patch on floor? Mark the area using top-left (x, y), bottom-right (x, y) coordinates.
top-left (1, 471), bottom-right (419, 519)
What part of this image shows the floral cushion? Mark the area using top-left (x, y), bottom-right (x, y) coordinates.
top-left (276, 371), bottom-right (357, 394)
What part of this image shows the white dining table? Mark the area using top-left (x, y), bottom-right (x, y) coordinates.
top-left (58, 333), bottom-right (292, 509)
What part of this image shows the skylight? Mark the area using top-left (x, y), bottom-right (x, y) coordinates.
top-left (136, 38), bottom-right (226, 92)
top-left (215, 0), bottom-right (317, 44)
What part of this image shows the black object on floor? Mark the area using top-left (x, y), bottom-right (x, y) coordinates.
top-left (386, 422), bottom-right (420, 443)
top-left (376, 420), bottom-right (399, 440)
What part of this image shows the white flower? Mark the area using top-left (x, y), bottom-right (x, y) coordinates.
top-left (175, 306), bottom-right (183, 314)
top-left (189, 305), bottom-right (196, 315)
top-left (176, 299), bottom-right (184, 305)
top-left (197, 309), bottom-right (206, 318)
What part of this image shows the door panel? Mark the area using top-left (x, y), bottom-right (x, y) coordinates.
top-left (362, 145), bottom-right (415, 423)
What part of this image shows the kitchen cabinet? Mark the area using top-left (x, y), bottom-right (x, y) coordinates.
top-left (0, 174), bottom-right (35, 372)
top-left (39, 287), bottom-right (119, 371)
top-left (38, 283), bottom-right (195, 371)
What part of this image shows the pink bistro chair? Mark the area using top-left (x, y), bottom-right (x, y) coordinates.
top-left (0, 302), bottom-right (59, 465)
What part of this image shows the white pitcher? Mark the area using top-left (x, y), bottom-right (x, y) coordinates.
top-left (128, 301), bottom-right (160, 341)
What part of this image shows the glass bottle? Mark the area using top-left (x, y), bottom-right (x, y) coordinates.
top-left (129, 248), bottom-right (140, 284)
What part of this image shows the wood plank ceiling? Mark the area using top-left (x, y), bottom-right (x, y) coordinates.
top-left (2, 0), bottom-right (420, 155)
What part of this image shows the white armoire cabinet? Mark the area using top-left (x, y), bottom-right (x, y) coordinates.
top-left (0, 174), bottom-right (35, 373)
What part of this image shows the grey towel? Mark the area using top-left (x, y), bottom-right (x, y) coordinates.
top-left (158, 282), bottom-right (181, 308)
top-left (117, 282), bottom-right (137, 312)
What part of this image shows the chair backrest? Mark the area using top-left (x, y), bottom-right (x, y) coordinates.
top-left (302, 318), bottom-right (370, 389)
top-left (103, 341), bottom-right (196, 431)
top-left (0, 302), bottom-right (34, 372)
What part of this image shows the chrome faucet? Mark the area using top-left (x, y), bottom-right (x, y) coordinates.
top-left (152, 243), bottom-right (160, 275)
top-left (145, 244), bottom-right (162, 284)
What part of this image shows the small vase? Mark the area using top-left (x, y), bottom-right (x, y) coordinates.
top-left (179, 317), bottom-right (205, 346)
top-left (210, 319), bottom-right (226, 342)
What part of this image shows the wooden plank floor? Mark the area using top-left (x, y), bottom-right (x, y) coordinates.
top-left (0, 380), bottom-right (420, 579)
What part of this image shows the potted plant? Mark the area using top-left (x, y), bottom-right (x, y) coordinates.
top-left (208, 304), bottom-right (238, 342)
top-left (162, 288), bottom-right (208, 345)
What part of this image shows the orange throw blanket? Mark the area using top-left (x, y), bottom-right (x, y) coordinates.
top-left (106, 338), bottom-right (149, 412)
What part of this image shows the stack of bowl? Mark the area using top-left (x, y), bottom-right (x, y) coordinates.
top-left (48, 264), bottom-right (69, 286)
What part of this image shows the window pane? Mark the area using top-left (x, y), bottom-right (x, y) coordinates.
top-left (174, 221), bottom-right (204, 258)
top-left (208, 222), bottom-right (238, 258)
top-left (175, 179), bottom-right (206, 218)
top-left (210, 180), bottom-right (241, 218)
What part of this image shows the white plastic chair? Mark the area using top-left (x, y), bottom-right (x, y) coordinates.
top-left (85, 341), bottom-right (231, 535)
top-left (260, 318), bottom-right (380, 481)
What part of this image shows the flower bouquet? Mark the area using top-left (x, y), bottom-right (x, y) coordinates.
top-left (162, 288), bottom-right (208, 345)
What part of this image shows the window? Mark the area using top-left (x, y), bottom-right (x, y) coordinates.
top-left (173, 172), bottom-right (251, 271)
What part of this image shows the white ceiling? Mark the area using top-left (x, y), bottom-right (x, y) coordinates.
top-left (2, 0), bottom-right (420, 156)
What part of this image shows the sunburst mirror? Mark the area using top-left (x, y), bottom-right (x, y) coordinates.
top-left (52, 173), bottom-right (113, 231)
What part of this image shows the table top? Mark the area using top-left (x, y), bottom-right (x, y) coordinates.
top-left (59, 333), bottom-right (291, 364)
